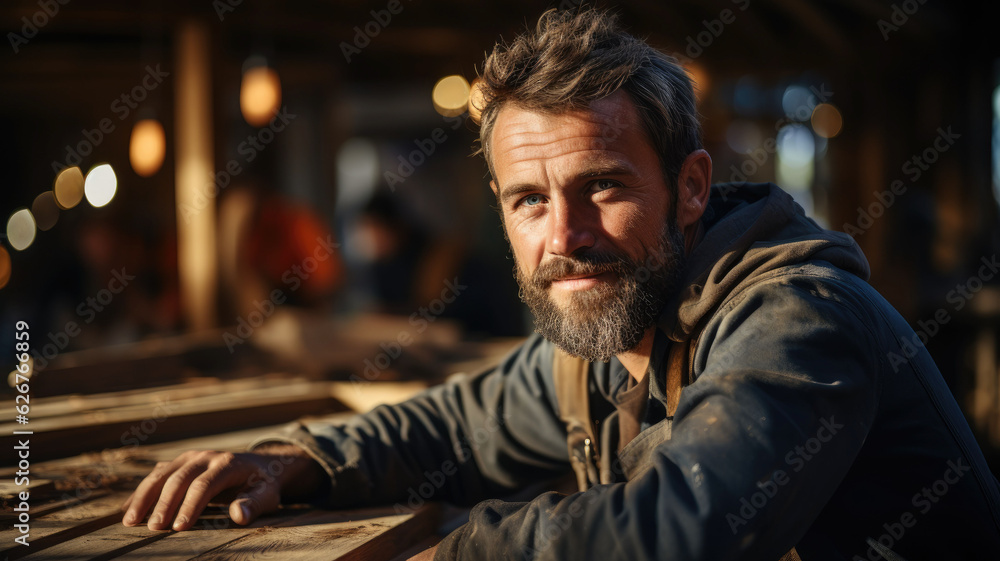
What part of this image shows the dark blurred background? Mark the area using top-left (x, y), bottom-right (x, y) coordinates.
top-left (1, 0), bottom-right (1000, 468)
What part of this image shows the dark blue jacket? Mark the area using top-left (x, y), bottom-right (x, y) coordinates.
top-left (254, 183), bottom-right (1000, 560)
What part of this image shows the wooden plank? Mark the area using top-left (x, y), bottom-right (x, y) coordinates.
top-left (0, 420), bottom-right (444, 560)
top-left (111, 507), bottom-right (367, 561)
top-left (0, 376), bottom-right (455, 469)
top-left (110, 516), bottom-right (276, 561)
top-left (0, 492), bottom-right (130, 560)
top-left (3, 378), bottom-right (327, 432)
top-left (0, 490), bottom-right (114, 526)
top-left (189, 504), bottom-right (441, 561)
top-left (17, 523), bottom-right (171, 561)
top-left (23, 374), bottom-right (356, 423)
top-left (0, 381), bottom-right (348, 465)
top-left (27, 312), bottom-right (468, 399)
top-left (328, 381), bottom-right (428, 415)
top-left (26, 329), bottom-right (275, 398)
top-left (0, 420), bottom-right (332, 483)
top-left (17, 503), bottom-right (441, 561)
top-left (334, 504), bottom-right (442, 561)
top-left (0, 479), bottom-right (53, 498)
top-left (20, 378), bottom-right (232, 421)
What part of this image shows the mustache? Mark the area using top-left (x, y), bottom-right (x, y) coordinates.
top-left (531, 251), bottom-right (632, 287)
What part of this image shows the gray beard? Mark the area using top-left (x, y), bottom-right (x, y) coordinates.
top-left (515, 222), bottom-right (686, 362)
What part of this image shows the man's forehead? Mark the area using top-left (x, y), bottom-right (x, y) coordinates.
top-left (493, 91), bottom-right (639, 146)
top-left (491, 91), bottom-right (644, 178)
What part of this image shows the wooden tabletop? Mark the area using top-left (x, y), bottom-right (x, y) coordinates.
top-left (0, 423), bottom-right (448, 561)
top-left (0, 317), bottom-right (524, 559)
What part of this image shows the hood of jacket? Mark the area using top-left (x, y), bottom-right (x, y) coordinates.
top-left (658, 182), bottom-right (871, 343)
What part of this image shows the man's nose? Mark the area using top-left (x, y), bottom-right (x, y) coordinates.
top-left (545, 199), bottom-right (596, 256)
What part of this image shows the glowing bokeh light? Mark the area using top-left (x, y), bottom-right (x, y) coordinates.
top-left (53, 166), bottom-right (85, 209)
top-left (433, 75), bottom-right (470, 117)
top-left (685, 62), bottom-right (710, 102)
top-left (776, 124), bottom-right (816, 166)
top-left (6, 209), bottom-right (36, 251)
top-left (240, 65), bottom-right (282, 127)
top-left (776, 123), bottom-right (816, 215)
top-left (782, 85), bottom-right (817, 121)
top-left (468, 78), bottom-right (486, 124)
top-left (7, 358), bottom-right (32, 386)
top-left (0, 246), bottom-right (10, 289)
top-left (130, 119), bottom-right (166, 176)
top-left (993, 85), bottom-right (1000, 206)
top-left (31, 191), bottom-right (59, 231)
top-left (811, 103), bottom-right (843, 139)
top-left (84, 163), bottom-right (118, 208)
top-left (335, 138), bottom-right (379, 212)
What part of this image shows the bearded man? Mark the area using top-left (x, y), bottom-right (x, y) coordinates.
top-left (122, 8), bottom-right (1000, 560)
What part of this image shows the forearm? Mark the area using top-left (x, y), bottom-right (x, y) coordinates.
top-left (250, 334), bottom-right (571, 508)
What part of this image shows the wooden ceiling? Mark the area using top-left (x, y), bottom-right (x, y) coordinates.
top-left (0, 0), bottom-right (978, 81)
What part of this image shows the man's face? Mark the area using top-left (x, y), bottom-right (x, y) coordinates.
top-left (491, 91), bottom-right (686, 361)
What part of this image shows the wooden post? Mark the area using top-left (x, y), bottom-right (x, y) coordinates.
top-left (174, 20), bottom-right (217, 330)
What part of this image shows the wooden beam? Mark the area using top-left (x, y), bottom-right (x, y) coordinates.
top-left (174, 18), bottom-right (218, 331)
top-left (0, 492), bottom-right (130, 560)
top-left (0, 380), bottom-right (348, 465)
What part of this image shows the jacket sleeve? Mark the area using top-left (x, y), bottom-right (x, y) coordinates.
top-left (248, 333), bottom-right (572, 509)
top-left (435, 274), bottom-right (883, 560)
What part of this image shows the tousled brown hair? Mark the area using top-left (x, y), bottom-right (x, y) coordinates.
top-left (477, 8), bottom-right (702, 191)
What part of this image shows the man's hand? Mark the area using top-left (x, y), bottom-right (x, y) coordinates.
top-left (121, 444), bottom-right (324, 531)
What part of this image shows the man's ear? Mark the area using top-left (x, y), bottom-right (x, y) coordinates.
top-left (675, 149), bottom-right (712, 231)
top-left (490, 179), bottom-right (499, 198)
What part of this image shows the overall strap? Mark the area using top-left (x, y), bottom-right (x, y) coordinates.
top-left (552, 347), bottom-right (599, 492)
top-left (553, 337), bottom-right (800, 559)
top-left (665, 338), bottom-right (692, 417)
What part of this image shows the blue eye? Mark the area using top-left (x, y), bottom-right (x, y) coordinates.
top-left (593, 179), bottom-right (618, 191)
top-left (523, 194), bottom-right (543, 206)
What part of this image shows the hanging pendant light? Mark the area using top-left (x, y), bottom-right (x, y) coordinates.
top-left (240, 56), bottom-right (281, 127)
top-left (129, 118), bottom-right (166, 177)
